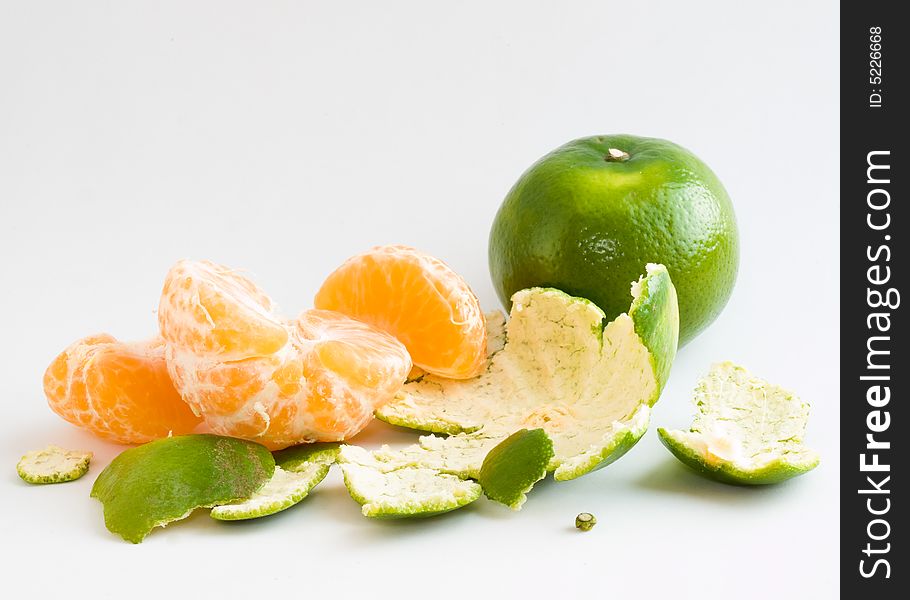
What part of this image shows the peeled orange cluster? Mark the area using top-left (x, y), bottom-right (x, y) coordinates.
top-left (43, 246), bottom-right (487, 449)
top-left (159, 260), bottom-right (412, 448)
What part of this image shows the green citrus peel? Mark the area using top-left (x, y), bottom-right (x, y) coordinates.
top-left (17, 445), bottom-right (92, 484)
top-left (211, 443), bottom-right (339, 521)
top-left (340, 445), bottom-right (482, 519)
top-left (375, 265), bottom-right (678, 483)
top-left (273, 442), bottom-right (340, 470)
top-left (91, 434), bottom-right (274, 543)
top-left (211, 464), bottom-right (329, 521)
top-left (340, 267), bottom-right (678, 517)
top-left (478, 429), bottom-right (553, 510)
top-left (658, 362), bottom-right (820, 485)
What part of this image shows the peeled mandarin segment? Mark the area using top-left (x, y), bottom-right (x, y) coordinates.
top-left (298, 309), bottom-right (413, 394)
top-left (168, 349), bottom-right (275, 417)
top-left (43, 334), bottom-right (116, 431)
top-left (316, 342), bottom-right (379, 388)
top-left (295, 309), bottom-right (412, 442)
top-left (43, 336), bottom-right (202, 444)
top-left (314, 245), bottom-right (486, 379)
top-left (302, 311), bottom-right (414, 391)
top-left (87, 340), bottom-right (202, 439)
top-left (158, 259), bottom-right (288, 359)
top-left (264, 317), bottom-right (409, 446)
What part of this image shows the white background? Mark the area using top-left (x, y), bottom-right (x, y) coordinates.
top-left (0, 2), bottom-right (838, 598)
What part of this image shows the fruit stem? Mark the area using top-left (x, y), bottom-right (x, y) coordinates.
top-left (605, 148), bottom-right (630, 162)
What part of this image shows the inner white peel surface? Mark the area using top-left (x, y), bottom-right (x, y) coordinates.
top-left (376, 288), bottom-right (657, 476)
top-left (663, 361), bottom-right (819, 470)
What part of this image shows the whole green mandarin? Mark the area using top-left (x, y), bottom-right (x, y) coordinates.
top-left (489, 134), bottom-right (738, 345)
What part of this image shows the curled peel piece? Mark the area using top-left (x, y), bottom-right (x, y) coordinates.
top-left (210, 442), bottom-right (341, 521)
top-left (17, 445), bottom-right (92, 484)
top-left (91, 434), bottom-right (274, 543)
top-left (375, 264), bottom-right (680, 483)
top-left (478, 429), bottom-right (554, 510)
top-left (273, 442), bottom-right (340, 471)
top-left (210, 464), bottom-right (330, 521)
top-left (657, 362), bottom-right (820, 485)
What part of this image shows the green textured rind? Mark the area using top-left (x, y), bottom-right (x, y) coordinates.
top-left (17, 446), bottom-right (92, 484)
top-left (553, 405), bottom-right (650, 481)
top-left (479, 429), bottom-right (554, 510)
top-left (273, 443), bottom-right (340, 471)
top-left (340, 464), bottom-right (482, 519)
top-left (489, 134), bottom-right (739, 346)
top-left (657, 428), bottom-right (820, 485)
top-left (629, 264), bottom-right (680, 395)
top-left (91, 434), bottom-right (274, 543)
top-left (210, 464), bottom-right (330, 520)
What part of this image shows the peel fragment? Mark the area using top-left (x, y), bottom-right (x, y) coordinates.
top-left (478, 429), bottom-right (554, 510)
top-left (91, 434), bottom-right (274, 543)
top-left (341, 266), bottom-right (678, 517)
top-left (211, 464), bottom-right (330, 521)
top-left (340, 446), bottom-right (481, 518)
top-left (17, 445), bottom-right (92, 484)
top-left (211, 443), bottom-right (340, 520)
top-left (375, 264), bottom-right (679, 483)
top-left (273, 442), bottom-right (341, 471)
top-left (657, 362), bottom-right (820, 485)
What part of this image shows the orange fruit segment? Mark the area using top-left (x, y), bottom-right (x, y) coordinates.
top-left (159, 260), bottom-right (412, 449)
top-left (314, 245), bottom-right (487, 379)
top-left (158, 260), bottom-right (288, 360)
top-left (43, 336), bottom-right (202, 444)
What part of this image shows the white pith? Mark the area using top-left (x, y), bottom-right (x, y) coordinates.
top-left (373, 286), bottom-right (658, 479)
top-left (339, 271), bottom-right (671, 513)
top-left (340, 461), bottom-right (481, 517)
top-left (662, 362), bottom-right (819, 471)
top-left (17, 445), bottom-right (93, 482)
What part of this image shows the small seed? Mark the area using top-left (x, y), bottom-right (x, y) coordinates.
top-left (575, 512), bottom-right (596, 531)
